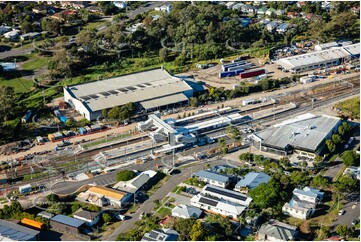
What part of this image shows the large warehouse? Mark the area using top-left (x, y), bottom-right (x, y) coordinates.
top-left (275, 43), bottom-right (360, 73)
top-left (64, 68), bottom-right (194, 120)
top-left (250, 113), bottom-right (341, 158)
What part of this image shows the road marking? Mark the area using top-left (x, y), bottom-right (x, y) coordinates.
top-left (352, 205), bottom-right (356, 209)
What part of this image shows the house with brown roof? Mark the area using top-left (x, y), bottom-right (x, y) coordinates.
top-left (76, 186), bottom-right (132, 208)
top-left (73, 208), bottom-right (100, 226)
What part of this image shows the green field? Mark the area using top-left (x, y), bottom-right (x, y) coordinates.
top-left (22, 56), bottom-right (51, 71)
top-left (83, 20), bottom-right (107, 30)
top-left (0, 76), bottom-right (33, 93)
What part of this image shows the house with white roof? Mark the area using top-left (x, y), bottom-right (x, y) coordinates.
top-left (282, 187), bottom-right (324, 219)
top-left (0, 25), bottom-right (12, 35)
top-left (266, 21), bottom-right (278, 32)
top-left (190, 194), bottom-right (246, 220)
top-left (171, 204), bottom-right (203, 219)
top-left (4, 30), bottom-right (20, 40)
top-left (141, 228), bottom-right (179, 241)
top-left (276, 23), bottom-right (289, 34)
top-left (193, 170), bottom-right (230, 188)
top-left (113, 170), bottom-right (157, 193)
top-left (234, 172), bottom-right (271, 193)
top-left (343, 166), bottom-right (360, 180)
top-left (265, 8), bottom-right (276, 16)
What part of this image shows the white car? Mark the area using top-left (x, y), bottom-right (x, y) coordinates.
top-left (338, 210), bottom-right (345, 215)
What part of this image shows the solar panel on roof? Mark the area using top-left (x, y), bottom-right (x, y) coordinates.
top-left (205, 186), bottom-right (247, 201)
top-left (100, 92), bottom-right (110, 96)
top-left (81, 96), bottom-right (91, 101)
top-left (89, 94), bottom-right (98, 99)
top-left (149, 231), bottom-right (159, 239)
top-left (143, 83), bottom-right (152, 86)
top-left (108, 90), bottom-right (118, 94)
top-left (137, 84), bottom-right (145, 88)
top-left (118, 88), bottom-right (128, 92)
top-left (199, 197), bottom-right (218, 206)
top-left (126, 86), bottom-right (137, 91)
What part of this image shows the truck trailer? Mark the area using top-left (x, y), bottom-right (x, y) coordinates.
top-left (239, 69), bottom-right (266, 79)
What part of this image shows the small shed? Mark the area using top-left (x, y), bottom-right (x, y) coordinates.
top-left (59, 116), bottom-right (67, 123)
top-left (19, 184), bottom-right (32, 194)
top-left (37, 211), bottom-right (54, 220)
top-left (85, 126), bottom-right (92, 133)
top-left (90, 124), bottom-right (102, 132)
top-left (36, 136), bottom-right (44, 144)
top-left (21, 218), bottom-right (45, 230)
top-left (50, 215), bottom-right (85, 235)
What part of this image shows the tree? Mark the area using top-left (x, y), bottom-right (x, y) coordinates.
top-left (341, 150), bottom-right (359, 167)
top-left (222, 147), bottom-right (228, 154)
top-left (190, 97), bottom-right (198, 107)
top-left (249, 179), bottom-right (288, 209)
top-left (102, 109), bottom-right (108, 119)
top-left (174, 218), bottom-right (197, 241)
top-left (310, 175), bottom-right (329, 189)
top-left (71, 203), bottom-right (81, 213)
top-left (76, 30), bottom-right (97, 54)
top-left (116, 170), bottom-right (136, 181)
top-left (41, 18), bottom-right (60, 35)
top-left (336, 225), bottom-right (349, 238)
top-left (0, 86), bottom-right (15, 122)
top-left (21, 21), bottom-right (33, 33)
top-left (290, 171), bottom-right (310, 186)
top-left (102, 213), bottom-right (112, 223)
top-left (341, 122), bottom-right (352, 134)
top-left (65, 119), bottom-right (76, 128)
top-left (47, 203), bottom-right (66, 214)
top-left (46, 194), bottom-right (59, 203)
top-left (159, 48), bottom-right (169, 62)
top-left (326, 140), bottom-right (336, 153)
top-left (337, 126), bottom-right (345, 136)
top-left (331, 134), bottom-right (342, 145)
top-left (190, 220), bottom-right (205, 241)
top-left (279, 157), bottom-right (290, 168)
top-left (218, 137), bottom-right (226, 147)
top-left (334, 175), bottom-right (358, 192)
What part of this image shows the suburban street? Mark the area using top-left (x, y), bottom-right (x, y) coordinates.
top-left (333, 195), bottom-right (360, 228)
top-left (0, 46), bottom-right (34, 59)
top-left (105, 158), bottom-right (241, 241)
top-left (127, 1), bottom-right (166, 19)
top-left (323, 162), bottom-right (344, 182)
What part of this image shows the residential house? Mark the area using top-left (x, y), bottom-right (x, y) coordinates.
top-left (73, 208), bottom-right (100, 227)
top-left (321, 1), bottom-right (331, 11)
top-left (257, 219), bottom-right (298, 241)
top-left (193, 170), bottom-right (230, 188)
top-left (239, 18), bottom-right (251, 27)
top-left (303, 13), bottom-right (322, 22)
top-left (241, 4), bottom-right (255, 14)
top-left (50, 215), bottom-right (86, 235)
top-left (259, 18), bottom-right (270, 25)
top-left (265, 8), bottom-right (276, 16)
top-left (86, 5), bottom-right (102, 14)
top-left (0, 25), bottom-right (12, 35)
top-left (343, 166), bottom-right (360, 180)
top-left (232, 3), bottom-right (244, 10)
top-left (282, 187), bottom-right (324, 219)
top-left (4, 30), bottom-right (20, 40)
top-left (351, 6), bottom-right (360, 14)
top-left (234, 172), bottom-right (271, 193)
top-left (20, 32), bottom-right (41, 41)
top-left (275, 9), bottom-right (285, 16)
top-left (266, 21), bottom-right (278, 32)
top-left (0, 220), bottom-right (40, 241)
top-left (287, 12), bottom-right (299, 18)
top-left (296, 1), bottom-right (306, 8)
top-left (171, 204), bottom-right (203, 219)
top-left (113, 170), bottom-right (157, 194)
top-left (201, 185), bottom-right (252, 207)
top-left (225, 2), bottom-right (236, 9)
top-left (37, 211), bottom-right (54, 220)
top-left (191, 193), bottom-right (246, 220)
top-left (257, 6), bottom-right (268, 15)
top-left (77, 185), bottom-right (132, 208)
top-left (50, 10), bottom-right (77, 22)
top-left (113, 1), bottom-right (127, 9)
top-left (276, 23), bottom-right (289, 34)
top-left (155, 3), bottom-right (172, 13)
top-left (72, 1), bottom-right (89, 9)
top-left (141, 228), bottom-right (179, 241)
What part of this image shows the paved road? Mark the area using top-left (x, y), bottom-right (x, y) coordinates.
top-left (105, 158), bottom-right (240, 241)
top-left (333, 196), bottom-right (360, 228)
top-left (0, 46), bottom-right (34, 59)
top-left (127, 1), bottom-right (165, 19)
top-left (323, 162), bottom-right (344, 182)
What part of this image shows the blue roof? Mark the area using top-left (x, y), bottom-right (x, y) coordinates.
top-left (194, 170), bottom-right (229, 183)
top-left (51, 215), bottom-right (85, 228)
top-left (0, 220), bottom-right (39, 241)
top-left (235, 172), bottom-right (271, 190)
top-left (293, 187), bottom-right (324, 199)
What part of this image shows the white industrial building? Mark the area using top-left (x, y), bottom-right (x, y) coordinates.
top-left (251, 113), bottom-right (341, 157)
top-left (64, 68), bottom-right (194, 121)
top-left (314, 41), bottom-right (339, 51)
top-left (275, 43), bottom-right (360, 73)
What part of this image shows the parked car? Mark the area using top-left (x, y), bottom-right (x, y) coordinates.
top-left (338, 210), bottom-right (345, 215)
top-left (352, 219), bottom-right (358, 226)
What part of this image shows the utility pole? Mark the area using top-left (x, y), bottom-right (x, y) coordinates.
top-left (172, 148), bottom-right (175, 168)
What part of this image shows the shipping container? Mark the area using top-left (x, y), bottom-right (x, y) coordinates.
top-left (227, 63), bottom-right (254, 71)
top-left (232, 56), bottom-right (249, 63)
top-left (219, 69), bottom-right (245, 78)
top-left (222, 61), bottom-right (247, 71)
top-left (239, 69), bottom-right (266, 78)
top-left (21, 218), bottom-right (45, 230)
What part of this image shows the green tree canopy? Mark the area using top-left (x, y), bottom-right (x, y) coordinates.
top-left (341, 150), bottom-right (359, 167)
top-left (116, 170), bottom-right (136, 181)
top-left (249, 179), bottom-right (288, 209)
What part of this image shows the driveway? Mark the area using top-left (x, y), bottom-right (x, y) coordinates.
top-left (0, 46), bottom-right (34, 60)
top-left (333, 198), bottom-right (360, 228)
top-left (323, 163), bottom-right (344, 182)
top-left (168, 192), bottom-right (192, 206)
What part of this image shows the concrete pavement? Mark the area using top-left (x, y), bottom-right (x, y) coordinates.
top-left (0, 46), bottom-right (34, 59)
top-left (333, 199), bottom-right (360, 228)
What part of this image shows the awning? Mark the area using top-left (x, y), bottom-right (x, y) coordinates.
top-left (140, 93), bottom-right (188, 110)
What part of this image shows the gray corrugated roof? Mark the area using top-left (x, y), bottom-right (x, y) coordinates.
top-left (258, 219), bottom-right (298, 241)
top-left (254, 115), bottom-right (340, 152)
top-left (65, 68), bottom-right (192, 112)
top-left (51, 215), bottom-right (85, 228)
top-left (73, 208), bottom-right (100, 221)
top-left (293, 187), bottom-right (324, 199)
top-left (194, 170), bottom-right (229, 183)
top-left (171, 204), bottom-right (202, 218)
top-left (140, 93), bottom-right (188, 110)
top-left (235, 172), bottom-right (271, 190)
top-left (0, 220), bottom-right (39, 241)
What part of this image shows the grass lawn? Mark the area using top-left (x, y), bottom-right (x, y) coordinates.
top-left (22, 56), bottom-right (51, 71)
top-left (157, 207), bottom-right (171, 217)
top-left (82, 133), bottom-right (132, 149)
top-left (82, 20), bottom-right (107, 30)
top-left (0, 76), bottom-right (33, 93)
top-left (332, 164), bottom-right (346, 182)
top-left (146, 175), bottom-right (171, 197)
top-left (329, 154), bottom-right (338, 162)
top-left (309, 201), bottom-right (341, 227)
